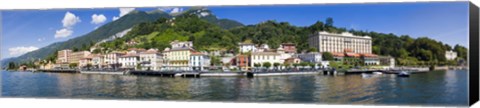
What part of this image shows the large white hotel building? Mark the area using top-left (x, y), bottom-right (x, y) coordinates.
top-left (308, 31), bottom-right (372, 54)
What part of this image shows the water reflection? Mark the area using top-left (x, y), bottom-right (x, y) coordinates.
top-left (1, 70), bottom-right (468, 106)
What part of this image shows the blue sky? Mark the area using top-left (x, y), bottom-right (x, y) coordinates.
top-left (1, 1), bottom-right (469, 59)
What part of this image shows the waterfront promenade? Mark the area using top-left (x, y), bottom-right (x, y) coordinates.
top-left (28, 66), bottom-right (437, 78)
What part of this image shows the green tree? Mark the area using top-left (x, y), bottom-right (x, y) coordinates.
top-left (7, 62), bottom-right (17, 70)
top-left (293, 63), bottom-right (299, 69)
top-left (263, 62), bottom-right (272, 69)
top-left (254, 63), bottom-right (261, 69)
top-left (282, 63), bottom-right (291, 70)
top-left (307, 47), bottom-right (318, 52)
top-left (69, 63), bottom-right (78, 69)
top-left (325, 17), bottom-right (334, 27)
top-left (454, 44), bottom-right (468, 60)
top-left (299, 62), bottom-right (309, 69)
top-left (210, 56), bottom-right (222, 66)
top-left (309, 63), bottom-right (316, 69)
top-left (92, 49), bottom-right (102, 54)
top-left (273, 62), bottom-right (281, 70)
top-left (322, 52), bottom-right (334, 61)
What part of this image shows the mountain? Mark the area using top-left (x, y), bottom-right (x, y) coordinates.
top-left (1, 10), bottom-right (172, 66)
top-left (174, 7), bottom-right (245, 29)
top-left (99, 11), bottom-right (240, 53)
top-left (1, 7), bottom-right (246, 67)
top-left (2, 7), bottom-right (468, 67)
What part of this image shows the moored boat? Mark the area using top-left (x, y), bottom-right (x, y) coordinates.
top-left (397, 71), bottom-right (410, 77)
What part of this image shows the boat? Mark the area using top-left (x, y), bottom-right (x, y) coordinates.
top-left (361, 73), bottom-right (372, 78)
top-left (397, 71), bottom-right (410, 77)
top-left (373, 72), bottom-right (383, 75)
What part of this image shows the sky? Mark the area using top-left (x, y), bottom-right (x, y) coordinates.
top-left (0, 1), bottom-right (469, 59)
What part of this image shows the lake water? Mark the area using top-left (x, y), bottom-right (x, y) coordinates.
top-left (1, 70), bottom-right (468, 106)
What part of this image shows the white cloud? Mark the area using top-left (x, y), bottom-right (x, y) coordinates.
top-left (54, 12), bottom-right (80, 39)
top-left (62, 12), bottom-right (81, 28)
top-left (170, 8), bottom-right (183, 14)
top-left (54, 28), bottom-right (73, 38)
top-left (91, 14), bottom-right (107, 24)
top-left (112, 8), bottom-right (135, 21)
top-left (8, 46), bottom-right (39, 57)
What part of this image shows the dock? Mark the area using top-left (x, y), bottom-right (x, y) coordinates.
top-left (343, 68), bottom-right (430, 75)
top-left (129, 71), bottom-right (181, 77)
top-left (199, 72), bottom-right (245, 77)
top-left (80, 70), bottom-right (125, 75)
top-left (37, 69), bottom-right (79, 73)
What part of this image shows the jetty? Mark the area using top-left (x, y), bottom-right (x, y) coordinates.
top-left (37, 69), bottom-right (79, 73)
top-left (80, 70), bottom-right (125, 75)
top-left (129, 71), bottom-right (182, 77)
top-left (199, 72), bottom-right (245, 77)
top-left (343, 67), bottom-right (430, 75)
top-left (246, 71), bottom-right (320, 77)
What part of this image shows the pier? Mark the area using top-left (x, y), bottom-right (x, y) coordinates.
top-left (129, 71), bottom-right (181, 77)
top-left (37, 69), bottom-right (79, 73)
top-left (32, 67), bottom-right (431, 78)
top-left (80, 70), bottom-right (125, 75)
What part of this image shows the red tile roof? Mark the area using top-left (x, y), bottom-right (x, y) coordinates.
top-left (332, 52), bottom-right (345, 57)
top-left (361, 53), bottom-right (378, 57)
top-left (345, 52), bottom-right (361, 57)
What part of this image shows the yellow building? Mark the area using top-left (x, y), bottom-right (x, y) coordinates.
top-left (163, 40), bottom-right (195, 71)
top-left (68, 51), bottom-right (91, 64)
top-left (164, 47), bottom-right (194, 71)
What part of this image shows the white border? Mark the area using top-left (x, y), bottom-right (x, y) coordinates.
top-left (0, 0), bottom-right (478, 108)
top-left (0, 0), bottom-right (472, 10)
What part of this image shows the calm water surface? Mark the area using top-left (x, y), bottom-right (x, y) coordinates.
top-left (1, 70), bottom-right (468, 106)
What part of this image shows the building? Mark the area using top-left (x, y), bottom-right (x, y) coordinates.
top-left (276, 46), bottom-right (293, 62)
top-left (56, 49), bottom-right (72, 64)
top-left (361, 53), bottom-right (380, 66)
top-left (221, 56), bottom-right (236, 69)
top-left (284, 57), bottom-right (301, 64)
top-left (164, 40), bottom-right (195, 71)
top-left (332, 52), bottom-right (345, 61)
top-left (297, 52), bottom-right (322, 63)
top-left (255, 44), bottom-right (270, 52)
top-left (104, 52), bottom-right (125, 69)
top-left (281, 43), bottom-right (297, 53)
top-left (118, 53), bottom-right (139, 70)
top-left (238, 42), bottom-right (256, 53)
top-left (445, 50), bottom-right (457, 60)
top-left (79, 55), bottom-right (93, 68)
top-left (250, 52), bottom-right (282, 69)
top-left (40, 61), bottom-right (55, 70)
top-left (139, 49), bottom-right (163, 71)
top-left (170, 40), bottom-right (193, 49)
top-left (126, 40), bottom-right (138, 46)
top-left (234, 54), bottom-right (250, 71)
top-left (189, 52), bottom-right (210, 71)
top-left (379, 56), bottom-right (395, 68)
top-left (91, 54), bottom-right (105, 69)
top-left (68, 51), bottom-right (91, 64)
top-left (308, 31), bottom-right (372, 54)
